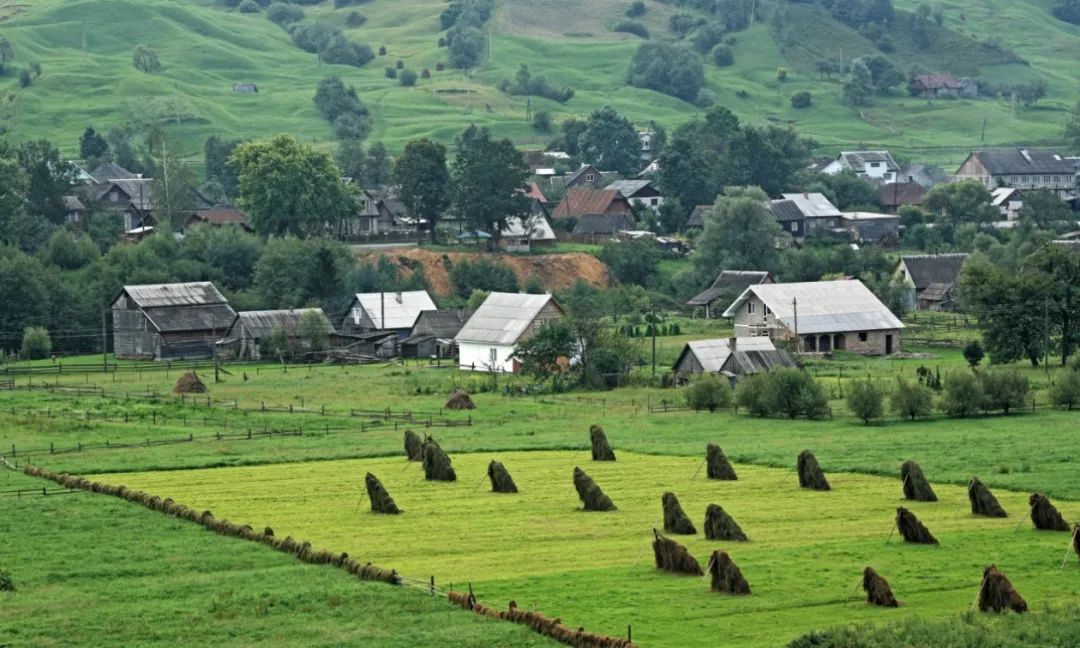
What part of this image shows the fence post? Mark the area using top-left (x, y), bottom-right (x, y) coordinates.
top-left (429, 576), bottom-right (435, 596)
top-left (50, 442), bottom-right (54, 454)
top-left (11, 444), bottom-right (15, 457)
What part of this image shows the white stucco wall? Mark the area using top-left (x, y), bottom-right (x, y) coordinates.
top-left (458, 341), bottom-right (517, 373)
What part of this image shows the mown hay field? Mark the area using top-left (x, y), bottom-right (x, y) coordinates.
top-left (101, 450), bottom-right (1080, 647)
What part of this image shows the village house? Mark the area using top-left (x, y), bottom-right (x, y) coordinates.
top-left (184, 206), bottom-right (252, 231)
top-left (402, 309), bottom-right (472, 360)
top-left (722, 279), bottom-right (904, 355)
top-left (893, 253), bottom-right (969, 311)
top-left (990, 187), bottom-right (1026, 220)
top-left (351, 187), bottom-right (415, 237)
top-left (111, 282), bottom-right (237, 360)
top-left (672, 337), bottom-right (796, 385)
top-left (820, 151), bottom-right (900, 183)
top-left (455, 292), bottom-right (565, 373)
top-left (552, 188), bottom-right (633, 223)
top-left (769, 199), bottom-right (805, 239)
top-left (908, 74), bottom-right (962, 99)
top-left (878, 181), bottom-right (926, 213)
top-left (685, 204), bottom-right (712, 230)
top-left (840, 211), bottom-right (900, 244)
top-left (572, 213), bottom-right (635, 240)
top-left (556, 164), bottom-right (617, 190)
top-left (954, 149), bottom-right (1080, 199)
top-left (776, 193), bottom-right (844, 240)
top-left (224, 308), bottom-right (334, 360)
top-left (95, 177), bottom-right (154, 231)
top-left (688, 270), bottom-right (773, 318)
top-left (340, 290), bottom-right (437, 338)
top-left (500, 213), bottom-right (557, 252)
top-left (605, 179), bottom-right (663, 212)
top-left (63, 196), bottom-right (87, 225)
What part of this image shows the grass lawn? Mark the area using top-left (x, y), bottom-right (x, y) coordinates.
top-left (97, 450), bottom-right (1080, 648)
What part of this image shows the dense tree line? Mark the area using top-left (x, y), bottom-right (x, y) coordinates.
top-left (441, 0), bottom-right (494, 69)
top-left (627, 42), bottom-right (705, 104)
top-left (313, 76), bottom-right (372, 142)
top-left (498, 64), bottom-right (574, 103)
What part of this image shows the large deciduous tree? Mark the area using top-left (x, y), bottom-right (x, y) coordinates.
top-left (393, 139), bottom-right (449, 243)
top-left (692, 186), bottom-right (781, 282)
top-left (17, 139), bottom-right (76, 226)
top-left (577, 106), bottom-right (641, 176)
top-left (450, 126), bottom-right (531, 249)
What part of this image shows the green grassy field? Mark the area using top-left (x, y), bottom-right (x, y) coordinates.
top-left (96, 450), bottom-right (1080, 647)
top-left (0, 0), bottom-right (1076, 166)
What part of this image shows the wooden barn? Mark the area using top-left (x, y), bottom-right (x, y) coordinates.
top-left (401, 309), bottom-right (472, 360)
top-left (673, 337), bottom-right (796, 385)
top-left (223, 309), bottom-right (334, 360)
top-left (111, 282), bottom-right (236, 360)
top-left (340, 290), bottom-right (437, 338)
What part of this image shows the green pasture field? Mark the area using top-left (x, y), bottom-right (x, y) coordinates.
top-left (97, 450), bottom-right (1080, 647)
top-left (0, 468), bottom-right (553, 647)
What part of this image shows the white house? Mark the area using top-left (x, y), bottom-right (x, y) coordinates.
top-left (455, 292), bottom-right (565, 372)
top-left (500, 213), bottom-right (557, 252)
top-left (605, 179), bottom-right (664, 212)
top-left (340, 290), bottom-right (437, 337)
top-left (821, 151), bottom-right (900, 183)
top-left (990, 187), bottom-right (1025, 220)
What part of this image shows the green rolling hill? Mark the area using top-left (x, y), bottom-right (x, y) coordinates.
top-left (0, 0), bottom-right (1078, 166)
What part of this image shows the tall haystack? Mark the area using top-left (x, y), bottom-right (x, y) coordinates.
top-left (708, 550), bottom-right (750, 594)
top-left (862, 567), bottom-right (899, 607)
top-left (968, 477), bottom-right (1007, 518)
top-left (590, 424), bottom-right (616, 461)
top-left (704, 503), bottom-right (747, 541)
top-left (404, 429), bottom-right (423, 461)
top-left (573, 467), bottom-right (616, 511)
top-left (423, 441), bottom-right (457, 482)
top-left (901, 460), bottom-right (937, 502)
top-left (1029, 493), bottom-right (1069, 531)
top-left (487, 460), bottom-right (518, 493)
top-left (978, 565), bottom-right (1027, 613)
top-left (652, 529), bottom-right (703, 575)
top-left (173, 371), bottom-right (206, 394)
top-left (896, 507), bottom-right (937, 544)
top-left (1072, 524), bottom-right (1080, 564)
top-left (706, 444), bottom-right (738, 480)
top-left (797, 450), bottom-right (830, 491)
top-left (365, 472), bottom-right (401, 514)
top-left (661, 492), bottom-right (696, 535)
top-left (444, 388), bottom-right (475, 410)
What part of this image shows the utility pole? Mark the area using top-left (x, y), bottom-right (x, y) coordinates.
top-left (650, 310), bottom-right (657, 378)
top-left (1044, 297), bottom-right (1050, 380)
top-left (101, 308), bottom-right (108, 371)
top-left (793, 297), bottom-right (800, 353)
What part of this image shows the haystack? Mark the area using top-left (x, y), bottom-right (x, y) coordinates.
top-left (661, 492), bottom-right (696, 535)
top-left (900, 460), bottom-right (937, 502)
top-left (444, 389), bottom-right (475, 410)
top-left (704, 504), bottom-right (747, 541)
top-left (862, 567), bottom-right (899, 607)
top-left (797, 450), bottom-right (830, 491)
top-left (1029, 493), bottom-right (1069, 531)
top-left (423, 441), bottom-right (457, 481)
top-left (978, 565), bottom-right (1027, 613)
top-left (968, 477), bottom-right (1007, 518)
top-left (708, 550), bottom-right (750, 594)
top-left (487, 460), bottom-right (518, 493)
top-left (652, 529), bottom-right (703, 575)
top-left (895, 507), bottom-right (937, 544)
top-left (573, 467), bottom-right (616, 511)
top-left (706, 444), bottom-right (738, 480)
top-left (404, 429), bottom-right (423, 461)
top-left (1073, 524), bottom-right (1080, 564)
top-left (173, 371), bottom-right (206, 394)
top-left (590, 424), bottom-right (616, 461)
top-left (365, 472), bottom-right (401, 514)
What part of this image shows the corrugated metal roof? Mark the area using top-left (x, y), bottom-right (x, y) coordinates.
top-left (687, 271), bottom-right (771, 306)
top-left (234, 309), bottom-right (331, 340)
top-left (605, 179), bottom-right (655, 197)
top-left (143, 303), bottom-right (237, 334)
top-left (502, 213), bottom-right (556, 241)
top-left (455, 292), bottom-right (563, 345)
top-left (678, 337), bottom-right (777, 372)
top-left (412, 309), bottom-right (472, 339)
top-left (899, 254), bottom-right (969, 291)
top-left (780, 193), bottom-right (842, 218)
top-left (353, 291), bottom-right (436, 330)
top-left (970, 148), bottom-right (1079, 175)
top-left (123, 282), bottom-right (228, 308)
top-left (722, 279), bottom-right (904, 334)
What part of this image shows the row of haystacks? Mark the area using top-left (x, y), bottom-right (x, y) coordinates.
top-left (23, 464), bottom-right (401, 586)
top-left (448, 593), bottom-right (636, 648)
top-left (649, 531), bottom-right (751, 595)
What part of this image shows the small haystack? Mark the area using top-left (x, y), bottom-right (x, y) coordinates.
top-left (487, 460), bottom-right (518, 493)
top-left (1072, 524), bottom-right (1080, 564)
top-left (652, 529), bottom-right (703, 575)
top-left (661, 492), bottom-right (696, 535)
top-left (706, 444), bottom-right (737, 480)
top-left (968, 477), bottom-right (1007, 518)
top-left (895, 507), bottom-right (937, 544)
top-left (423, 441), bottom-right (457, 482)
top-left (704, 504), bottom-right (747, 541)
top-left (1029, 493), bottom-right (1069, 531)
top-left (978, 565), bottom-right (1027, 613)
top-left (901, 460), bottom-right (937, 502)
top-left (365, 472), bottom-right (401, 514)
top-left (708, 550), bottom-right (750, 594)
top-left (573, 467), bottom-right (616, 511)
top-left (404, 429), bottom-right (423, 461)
top-left (590, 424), bottom-right (616, 461)
top-left (173, 371), bottom-right (206, 394)
top-left (862, 567), bottom-right (899, 607)
top-left (797, 450), bottom-right (830, 491)
top-left (444, 388), bottom-right (475, 410)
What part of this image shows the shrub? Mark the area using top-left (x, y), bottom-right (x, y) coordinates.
top-left (132, 44), bottom-right (162, 73)
top-left (790, 91), bottom-right (812, 108)
top-left (395, 59), bottom-right (404, 69)
top-left (378, 45), bottom-right (387, 56)
top-left (532, 110), bottom-right (552, 132)
top-left (399, 69), bottom-right (418, 86)
top-left (692, 23), bottom-right (725, 53)
top-left (891, 377), bottom-right (933, 420)
top-left (614, 18), bottom-right (650, 39)
top-left (1051, 369), bottom-right (1080, 410)
top-left (963, 340), bottom-right (984, 367)
top-left (669, 13), bottom-right (701, 36)
top-left (436, 61), bottom-right (445, 71)
top-left (711, 44), bottom-right (734, 66)
top-left (500, 63), bottom-right (575, 103)
top-left (777, 67), bottom-right (788, 82)
top-left (421, 68), bottom-right (431, 78)
top-left (626, 0), bottom-right (646, 17)
top-left (627, 42), bottom-right (704, 102)
top-left (695, 88), bottom-right (717, 107)
top-left (736, 369), bottom-right (829, 419)
top-left (979, 369), bottom-right (1029, 415)
top-left (686, 374), bottom-right (732, 412)
top-left (385, 66), bottom-right (397, 79)
top-left (846, 379), bottom-right (884, 424)
top-left (266, 2), bottom-right (303, 24)
top-left (20, 326), bottom-right (51, 360)
top-left (345, 11), bottom-right (366, 27)
top-left (238, 0), bottom-right (260, 12)
top-left (941, 372), bottom-right (984, 418)
top-left (450, 257), bottom-right (519, 297)
top-left (0, 570), bottom-right (13, 592)
top-left (18, 68), bottom-right (31, 87)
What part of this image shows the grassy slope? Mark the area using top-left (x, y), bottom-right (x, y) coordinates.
top-left (0, 0), bottom-right (1076, 166)
top-left (0, 468), bottom-right (553, 647)
top-left (99, 451), bottom-right (1080, 648)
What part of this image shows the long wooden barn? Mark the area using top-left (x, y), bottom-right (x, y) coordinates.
top-left (111, 282), bottom-right (236, 360)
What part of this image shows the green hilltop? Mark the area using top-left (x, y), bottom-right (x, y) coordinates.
top-left (0, 0), bottom-right (1078, 166)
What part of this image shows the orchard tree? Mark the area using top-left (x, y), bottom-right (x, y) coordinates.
top-left (393, 138), bottom-right (449, 243)
top-left (0, 36), bottom-right (13, 73)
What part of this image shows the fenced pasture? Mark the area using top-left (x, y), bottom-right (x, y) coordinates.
top-left (98, 450), bottom-right (1080, 648)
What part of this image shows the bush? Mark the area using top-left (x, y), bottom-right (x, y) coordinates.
top-left (686, 374), bottom-right (732, 412)
top-left (421, 68), bottom-right (430, 79)
top-left (0, 570), bottom-right (13, 592)
top-left (1051, 369), bottom-right (1080, 410)
top-left (436, 61), bottom-right (445, 71)
top-left (736, 369), bottom-right (829, 419)
top-left (891, 377), bottom-right (933, 420)
top-left (18, 68), bottom-right (31, 87)
top-left (132, 44), bottom-right (162, 73)
top-left (963, 340), bottom-right (984, 367)
top-left (941, 372), bottom-right (984, 418)
top-left (20, 326), bottom-right (51, 360)
top-left (614, 18), bottom-right (650, 39)
top-left (626, 0), bottom-right (646, 17)
top-left (399, 69), bottom-right (418, 86)
top-left (790, 91), bottom-right (812, 108)
top-left (777, 67), bottom-right (788, 82)
top-left (694, 88), bottom-right (717, 107)
top-left (627, 42), bottom-right (704, 102)
top-left (499, 63), bottom-right (575, 103)
top-left (711, 44), bottom-right (734, 66)
top-left (692, 23), bottom-right (725, 53)
top-left (345, 11), bottom-right (366, 27)
top-left (846, 379), bottom-right (884, 424)
top-left (532, 110), bottom-right (552, 132)
top-left (979, 369), bottom-right (1029, 414)
top-left (266, 2), bottom-right (303, 24)
top-left (378, 45), bottom-right (387, 55)
top-left (238, 0), bottom-right (260, 12)
top-left (385, 66), bottom-right (397, 79)
top-left (449, 257), bottom-right (519, 298)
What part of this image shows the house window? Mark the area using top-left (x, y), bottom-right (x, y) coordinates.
top-left (858, 332), bottom-right (868, 342)
top-left (489, 348), bottom-right (498, 365)
top-left (585, 173), bottom-right (595, 182)
top-left (747, 302), bottom-right (756, 315)
top-left (650, 198), bottom-right (659, 206)
top-left (110, 191), bottom-right (119, 202)
top-left (870, 162), bottom-right (880, 168)
top-left (790, 222), bottom-right (798, 233)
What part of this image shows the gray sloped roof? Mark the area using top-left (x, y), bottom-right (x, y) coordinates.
top-left (686, 204), bottom-right (713, 229)
top-left (769, 199), bottom-right (804, 222)
top-left (89, 162), bottom-right (136, 183)
top-left (780, 193), bottom-right (842, 218)
top-left (605, 179), bottom-right (656, 198)
top-left (722, 279), bottom-right (904, 334)
top-left (501, 213), bottom-right (556, 241)
top-left (412, 309), bottom-right (473, 338)
top-left (687, 271), bottom-right (771, 306)
top-left (63, 195), bottom-right (86, 211)
top-left (122, 282), bottom-right (228, 308)
top-left (234, 309), bottom-right (332, 339)
top-left (724, 349), bottom-right (798, 375)
top-left (144, 303), bottom-right (238, 334)
top-left (455, 293), bottom-right (563, 345)
top-left (840, 151), bottom-right (899, 172)
top-left (353, 291), bottom-right (436, 330)
top-left (970, 149), bottom-right (1079, 175)
top-left (900, 254), bottom-right (969, 291)
top-left (676, 337), bottom-right (778, 372)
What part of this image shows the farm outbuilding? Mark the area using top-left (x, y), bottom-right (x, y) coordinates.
top-left (687, 270), bottom-right (773, 318)
top-left (402, 309), bottom-right (472, 360)
top-left (892, 253), bottom-right (969, 311)
top-left (223, 309), bottom-right (334, 360)
top-left (455, 292), bottom-right (565, 373)
top-left (340, 291), bottom-right (437, 338)
top-left (673, 337), bottom-right (795, 385)
top-left (111, 282), bottom-right (237, 360)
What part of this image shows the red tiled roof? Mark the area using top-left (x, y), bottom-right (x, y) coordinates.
top-left (526, 182), bottom-right (548, 203)
top-left (191, 207), bottom-right (249, 226)
top-left (552, 189), bottom-right (630, 219)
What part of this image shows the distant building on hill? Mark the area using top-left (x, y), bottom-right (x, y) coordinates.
top-left (954, 148), bottom-right (1080, 199)
top-left (232, 83), bottom-right (259, 94)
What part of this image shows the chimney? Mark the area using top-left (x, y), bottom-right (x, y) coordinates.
top-left (728, 337), bottom-right (737, 351)
top-left (395, 292), bottom-right (403, 304)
